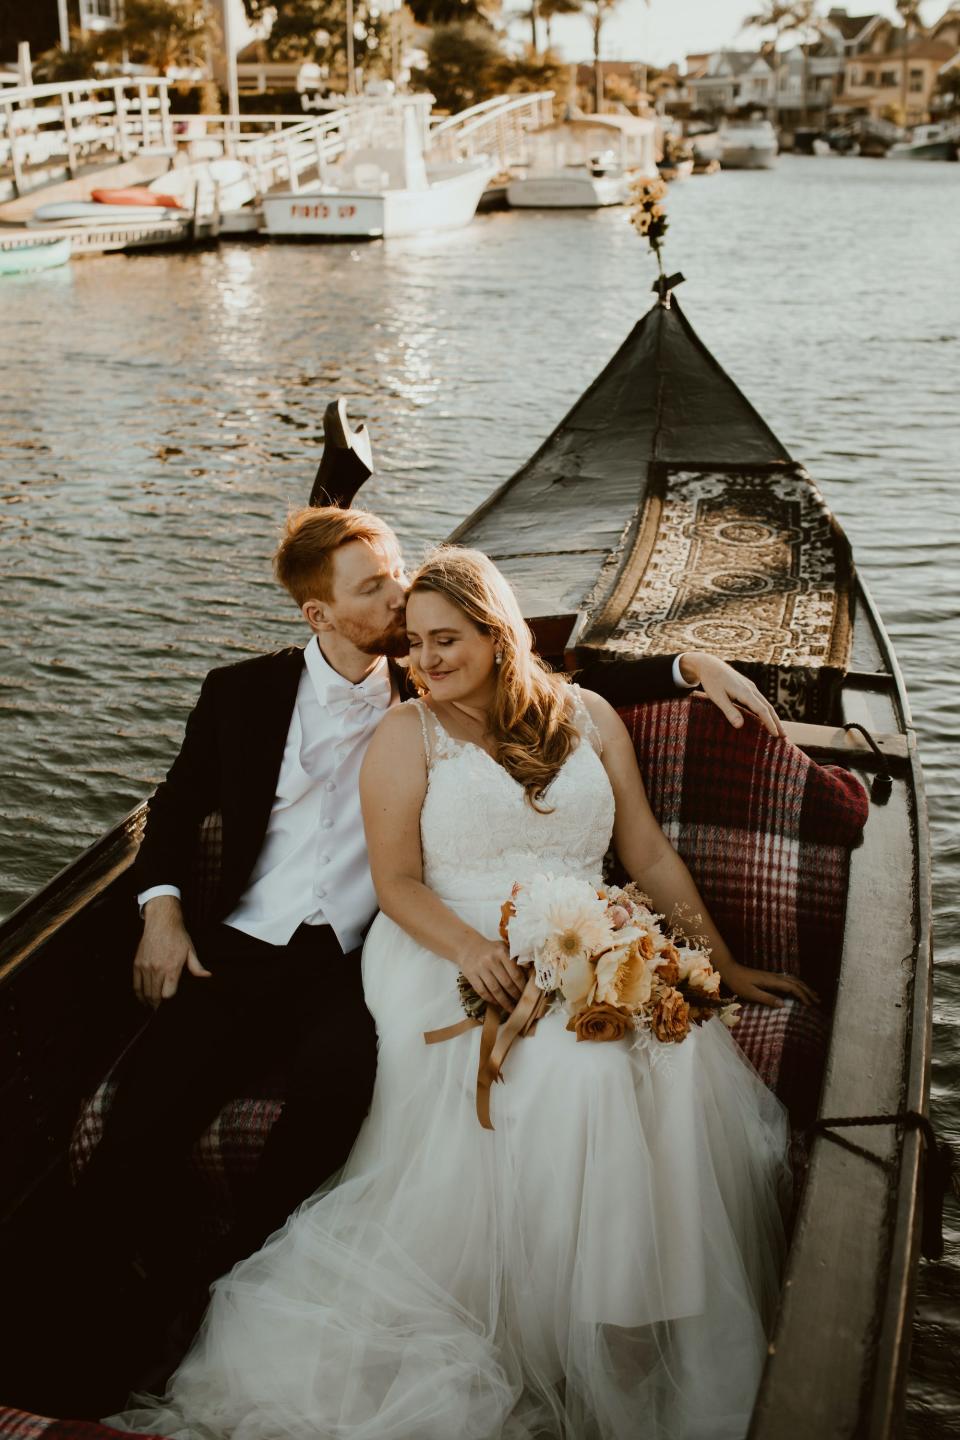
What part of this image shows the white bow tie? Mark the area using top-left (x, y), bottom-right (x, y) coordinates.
top-left (325, 672), bottom-right (392, 721)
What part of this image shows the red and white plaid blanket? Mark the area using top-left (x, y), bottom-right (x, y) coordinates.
top-left (0, 1410), bottom-right (165, 1440)
top-left (621, 696), bottom-right (868, 1123)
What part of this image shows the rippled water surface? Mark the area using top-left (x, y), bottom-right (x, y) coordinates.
top-left (1, 155), bottom-right (958, 1429)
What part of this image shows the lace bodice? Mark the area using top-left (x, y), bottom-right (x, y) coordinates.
top-left (415, 689), bottom-right (615, 905)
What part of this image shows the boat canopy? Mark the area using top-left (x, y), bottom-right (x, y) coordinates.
top-left (451, 294), bottom-right (854, 716)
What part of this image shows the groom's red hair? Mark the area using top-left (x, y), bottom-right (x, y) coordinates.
top-left (274, 506), bottom-right (398, 606)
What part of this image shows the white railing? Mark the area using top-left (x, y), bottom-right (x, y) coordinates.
top-left (428, 91), bottom-right (555, 168)
top-left (0, 76), bottom-right (174, 197)
top-left (174, 95), bottom-right (435, 197)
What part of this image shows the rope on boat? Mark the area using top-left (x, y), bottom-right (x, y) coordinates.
top-left (813, 1111), bottom-right (959, 1261)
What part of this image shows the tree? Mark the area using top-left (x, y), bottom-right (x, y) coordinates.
top-left (35, 0), bottom-right (214, 82)
top-left (585, 0), bottom-right (619, 111)
top-left (741, 1), bottom-right (805, 121)
top-left (114, 0), bottom-right (214, 71)
top-left (539, 0), bottom-right (582, 53)
top-left (409, 20), bottom-right (502, 109)
top-left (788, 0), bottom-right (829, 125)
top-left (240, 0), bottom-right (387, 82)
top-left (895, 0), bottom-right (926, 122)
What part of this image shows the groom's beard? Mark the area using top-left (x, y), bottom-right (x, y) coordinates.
top-left (339, 613), bottom-right (409, 659)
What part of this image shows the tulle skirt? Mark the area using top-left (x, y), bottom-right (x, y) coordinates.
top-left (107, 898), bottom-right (790, 1440)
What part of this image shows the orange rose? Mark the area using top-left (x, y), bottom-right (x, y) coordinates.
top-left (566, 1003), bottom-right (631, 1043)
top-left (638, 932), bottom-right (656, 961)
top-left (499, 899), bottom-right (515, 944)
top-left (654, 957), bottom-right (680, 988)
top-left (651, 988), bottom-right (690, 1044)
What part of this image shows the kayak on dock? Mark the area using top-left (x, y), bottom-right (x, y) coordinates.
top-left (91, 187), bottom-right (183, 208)
top-left (0, 235), bottom-right (71, 275)
top-left (28, 201), bottom-right (184, 227)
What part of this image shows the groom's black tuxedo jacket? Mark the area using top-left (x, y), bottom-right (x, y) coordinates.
top-left (133, 647), bottom-right (684, 923)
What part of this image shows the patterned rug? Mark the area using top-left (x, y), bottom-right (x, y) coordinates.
top-left (586, 464), bottom-right (856, 721)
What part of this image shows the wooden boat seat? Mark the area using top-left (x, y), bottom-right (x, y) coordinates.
top-left (68, 694), bottom-right (869, 1232)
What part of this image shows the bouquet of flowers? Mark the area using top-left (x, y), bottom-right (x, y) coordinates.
top-left (434, 874), bottom-right (740, 1129)
top-left (461, 873), bottom-right (740, 1045)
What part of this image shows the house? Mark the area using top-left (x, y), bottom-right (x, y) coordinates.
top-left (685, 49), bottom-right (773, 118)
top-left (843, 34), bottom-right (956, 121)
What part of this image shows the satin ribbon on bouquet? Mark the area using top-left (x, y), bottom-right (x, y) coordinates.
top-left (424, 973), bottom-right (549, 1130)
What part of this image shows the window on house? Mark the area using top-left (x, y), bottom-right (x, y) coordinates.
top-left (865, 69), bottom-right (876, 85)
top-left (909, 69), bottom-right (923, 92)
top-left (880, 70), bottom-right (896, 86)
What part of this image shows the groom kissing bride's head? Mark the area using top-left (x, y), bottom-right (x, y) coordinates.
top-left (272, 503), bottom-right (783, 745)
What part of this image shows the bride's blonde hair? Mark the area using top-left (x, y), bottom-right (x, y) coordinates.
top-left (407, 547), bottom-right (577, 810)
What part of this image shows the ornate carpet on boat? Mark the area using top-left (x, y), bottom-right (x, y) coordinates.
top-left (588, 464), bottom-right (855, 722)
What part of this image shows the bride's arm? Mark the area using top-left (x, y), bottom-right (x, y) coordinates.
top-left (360, 706), bottom-right (526, 1011)
top-left (580, 691), bottom-right (817, 1010)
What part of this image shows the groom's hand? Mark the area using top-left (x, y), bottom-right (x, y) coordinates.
top-left (134, 895), bottom-right (211, 1008)
top-left (462, 938), bottom-right (525, 1013)
top-left (678, 652), bottom-right (785, 738)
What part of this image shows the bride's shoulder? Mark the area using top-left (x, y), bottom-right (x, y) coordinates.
top-left (568, 686), bottom-right (631, 751)
top-left (362, 701), bottom-right (428, 769)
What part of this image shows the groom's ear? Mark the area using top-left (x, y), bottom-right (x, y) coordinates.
top-left (301, 598), bottom-right (333, 635)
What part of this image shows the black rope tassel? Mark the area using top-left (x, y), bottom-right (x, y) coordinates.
top-left (814, 1111), bottom-right (959, 1261)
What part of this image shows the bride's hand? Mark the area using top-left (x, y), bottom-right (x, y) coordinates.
top-left (722, 959), bottom-right (819, 1010)
top-left (461, 938), bottom-right (526, 1013)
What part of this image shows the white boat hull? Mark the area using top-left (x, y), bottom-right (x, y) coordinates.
top-left (262, 163), bottom-right (491, 239)
top-left (506, 171), bottom-right (629, 208)
top-left (888, 140), bottom-right (958, 161)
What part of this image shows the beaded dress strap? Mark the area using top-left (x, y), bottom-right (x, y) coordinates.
top-left (568, 684), bottom-right (602, 756)
top-left (415, 700), bottom-right (460, 767)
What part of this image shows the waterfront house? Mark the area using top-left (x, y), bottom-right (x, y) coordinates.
top-left (685, 50), bottom-right (773, 119)
top-left (843, 35), bottom-right (956, 122)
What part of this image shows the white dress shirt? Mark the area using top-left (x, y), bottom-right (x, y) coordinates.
top-left (138, 639), bottom-right (398, 952)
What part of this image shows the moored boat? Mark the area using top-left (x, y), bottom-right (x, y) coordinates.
top-left (718, 117), bottom-right (779, 169)
top-left (506, 115), bottom-right (657, 209)
top-left (888, 123), bottom-right (959, 161)
top-left (0, 234), bottom-right (71, 274)
top-left (0, 282), bottom-right (934, 1438)
top-left (262, 105), bottom-right (493, 240)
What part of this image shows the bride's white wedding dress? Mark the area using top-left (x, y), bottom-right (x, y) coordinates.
top-left (109, 695), bottom-right (789, 1440)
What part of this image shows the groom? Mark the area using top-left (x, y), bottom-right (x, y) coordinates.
top-left (80, 505), bottom-right (783, 1327)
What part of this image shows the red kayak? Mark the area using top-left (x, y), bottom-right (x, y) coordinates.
top-left (91, 186), bottom-right (183, 209)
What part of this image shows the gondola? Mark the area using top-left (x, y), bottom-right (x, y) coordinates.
top-left (0, 280), bottom-right (934, 1440)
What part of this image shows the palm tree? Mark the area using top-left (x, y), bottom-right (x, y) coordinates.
top-left (585, 0), bottom-right (643, 112)
top-left (539, 0), bottom-right (582, 53)
top-left (741, 1), bottom-right (805, 123)
top-left (895, 0), bottom-right (926, 124)
top-left (789, 0), bottom-right (827, 125)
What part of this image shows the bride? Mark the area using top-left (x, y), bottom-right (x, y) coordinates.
top-left (109, 547), bottom-right (814, 1440)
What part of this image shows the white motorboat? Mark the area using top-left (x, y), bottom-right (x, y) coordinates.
top-left (718, 118), bottom-right (779, 170)
top-left (888, 123), bottom-right (958, 161)
top-left (261, 107), bottom-right (493, 239)
top-left (507, 115), bottom-right (657, 209)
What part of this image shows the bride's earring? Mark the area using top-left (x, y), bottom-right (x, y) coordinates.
top-left (495, 652), bottom-right (503, 666)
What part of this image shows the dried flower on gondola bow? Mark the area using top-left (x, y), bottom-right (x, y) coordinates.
top-left (629, 176), bottom-right (669, 275)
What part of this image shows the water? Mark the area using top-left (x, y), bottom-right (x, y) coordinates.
top-left (0, 155), bottom-right (957, 1429)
